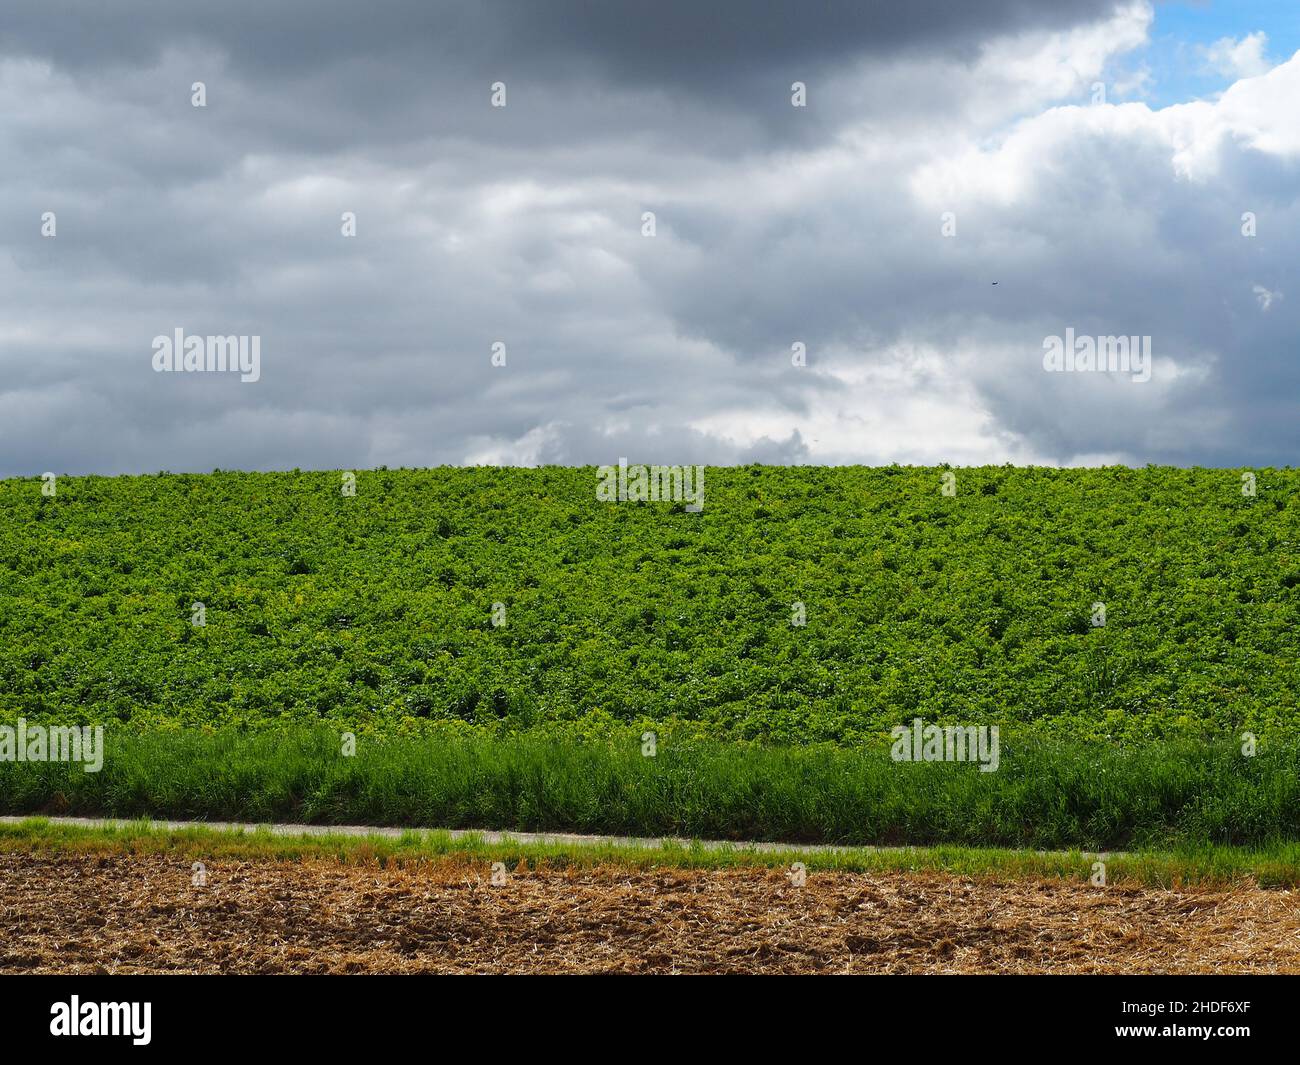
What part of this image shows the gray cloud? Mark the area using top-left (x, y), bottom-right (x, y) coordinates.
top-left (0, 1), bottom-right (1296, 477)
top-left (0, 0), bottom-right (1122, 157)
top-left (6, 1), bottom-right (1118, 78)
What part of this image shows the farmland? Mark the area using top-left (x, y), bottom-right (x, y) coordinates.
top-left (4, 821), bottom-right (1300, 974)
top-left (1, 465), bottom-right (1297, 846)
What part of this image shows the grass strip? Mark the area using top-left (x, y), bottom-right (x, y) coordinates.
top-left (3, 817), bottom-right (1299, 889)
top-left (2, 727), bottom-right (1298, 849)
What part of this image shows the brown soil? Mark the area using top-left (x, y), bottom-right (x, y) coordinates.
top-left (2, 851), bottom-right (1297, 974)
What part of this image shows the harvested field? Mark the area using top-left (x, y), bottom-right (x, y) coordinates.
top-left (2, 851), bottom-right (1298, 974)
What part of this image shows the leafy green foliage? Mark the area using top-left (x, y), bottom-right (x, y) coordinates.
top-left (1, 465), bottom-right (1296, 743)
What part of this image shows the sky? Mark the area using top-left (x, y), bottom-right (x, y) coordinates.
top-left (0, 0), bottom-right (1296, 475)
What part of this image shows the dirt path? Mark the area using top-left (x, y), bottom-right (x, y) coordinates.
top-left (2, 851), bottom-right (1295, 974)
top-left (0, 814), bottom-right (1121, 857)
top-left (0, 814), bottom-right (901, 854)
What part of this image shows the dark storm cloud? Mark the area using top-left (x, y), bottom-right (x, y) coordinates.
top-left (5, 1), bottom-right (1120, 79)
top-left (0, 0), bottom-right (1121, 156)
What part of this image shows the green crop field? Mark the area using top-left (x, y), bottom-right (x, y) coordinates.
top-left (1, 465), bottom-right (1297, 847)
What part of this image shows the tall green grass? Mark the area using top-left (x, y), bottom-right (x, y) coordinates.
top-left (2, 728), bottom-right (1297, 849)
